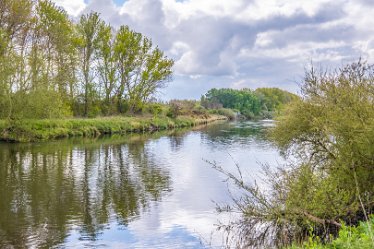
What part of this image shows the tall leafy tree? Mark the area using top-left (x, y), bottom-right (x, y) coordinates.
top-left (76, 12), bottom-right (103, 117)
top-left (38, 1), bottom-right (76, 99)
top-left (0, 0), bottom-right (33, 119)
top-left (28, 0), bottom-right (77, 117)
top-left (114, 25), bottom-right (173, 113)
top-left (113, 25), bottom-right (142, 113)
top-left (95, 23), bottom-right (116, 114)
top-left (135, 46), bottom-right (173, 109)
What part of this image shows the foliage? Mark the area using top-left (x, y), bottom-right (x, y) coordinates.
top-left (202, 87), bottom-right (298, 119)
top-left (167, 100), bottom-right (208, 118)
top-left (143, 103), bottom-right (166, 117)
top-left (76, 12), bottom-right (104, 117)
top-left (255, 87), bottom-right (299, 112)
top-left (113, 26), bottom-right (174, 114)
top-left (213, 60), bottom-right (374, 248)
top-left (208, 108), bottom-right (237, 120)
top-left (287, 217), bottom-right (374, 249)
top-left (202, 88), bottom-right (260, 118)
top-left (12, 89), bottom-right (72, 119)
top-left (0, 0), bottom-right (173, 120)
top-left (271, 60), bottom-right (374, 230)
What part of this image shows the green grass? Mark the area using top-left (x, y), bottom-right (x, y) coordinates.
top-left (0, 114), bottom-right (227, 142)
top-left (287, 217), bottom-right (374, 249)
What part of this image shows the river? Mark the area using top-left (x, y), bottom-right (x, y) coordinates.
top-left (0, 120), bottom-right (283, 248)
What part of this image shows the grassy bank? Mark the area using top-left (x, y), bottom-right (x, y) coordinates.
top-left (0, 114), bottom-right (227, 142)
top-left (287, 217), bottom-right (374, 249)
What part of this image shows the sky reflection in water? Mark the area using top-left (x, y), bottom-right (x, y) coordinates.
top-left (0, 121), bottom-right (283, 248)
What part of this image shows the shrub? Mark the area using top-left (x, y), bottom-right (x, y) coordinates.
top-left (213, 60), bottom-right (374, 248)
top-left (167, 99), bottom-right (200, 117)
top-left (143, 103), bottom-right (165, 116)
top-left (208, 108), bottom-right (236, 120)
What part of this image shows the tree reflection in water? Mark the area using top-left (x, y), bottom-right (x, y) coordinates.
top-left (0, 133), bottom-right (172, 248)
top-left (0, 121), bottom-right (279, 248)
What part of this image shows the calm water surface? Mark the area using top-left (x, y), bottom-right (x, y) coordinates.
top-left (0, 121), bottom-right (282, 248)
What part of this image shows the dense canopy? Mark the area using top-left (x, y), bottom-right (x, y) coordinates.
top-left (201, 87), bottom-right (298, 119)
top-left (0, 0), bottom-right (174, 119)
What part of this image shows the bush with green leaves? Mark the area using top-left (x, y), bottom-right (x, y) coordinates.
top-left (143, 103), bottom-right (165, 117)
top-left (208, 108), bottom-right (237, 120)
top-left (214, 60), bottom-right (374, 248)
top-left (166, 100), bottom-right (208, 118)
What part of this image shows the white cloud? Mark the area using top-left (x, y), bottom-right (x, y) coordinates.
top-left (239, 0), bottom-right (334, 21)
top-left (168, 41), bottom-right (190, 57)
top-left (174, 51), bottom-right (199, 75)
top-left (160, 0), bottom-right (246, 24)
top-left (254, 32), bottom-right (273, 48)
top-left (52, 0), bottom-right (86, 16)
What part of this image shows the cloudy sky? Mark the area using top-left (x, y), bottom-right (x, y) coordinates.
top-left (51, 0), bottom-right (374, 99)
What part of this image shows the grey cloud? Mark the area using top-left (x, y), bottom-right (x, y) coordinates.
top-left (172, 16), bottom-right (253, 75)
top-left (235, 56), bottom-right (303, 88)
top-left (251, 2), bottom-right (345, 31)
top-left (162, 75), bottom-right (235, 100)
top-left (263, 23), bottom-right (358, 49)
top-left (358, 0), bottom-right (374, 6)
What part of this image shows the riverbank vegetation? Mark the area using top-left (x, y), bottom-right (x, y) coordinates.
top-left (0, 0), bottom-right (173, 120)
top-left (201, 87), bottom-right (298, 119)
top-left (0, 115), bottom-right (227, 142)
top-left (215, 60), bottom-right (374, 248)
top-left (288, 217), bottom-right (374, 249)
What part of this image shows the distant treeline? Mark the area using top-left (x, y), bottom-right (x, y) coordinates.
top-left (201, 87), bottom-right (299, 119)
top-left (0, 0), bottom-right (173, 119)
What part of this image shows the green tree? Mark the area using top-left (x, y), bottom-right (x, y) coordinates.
top-left (76, 12), bottom-right (103, 117)
top-left (0, 0), bottom-right (33, 119)
top-left (132, 46), bottom-right (173, 111)
top-left (203, 87), bottom-right (298, 119)
top-left (114, 26), bottom-right (173, 113)
top-left (95, 23), bottom-right (117, 115)
top-left (255, 87), bottom-right (298, 112)
top-left (203, 88), bottom-right (261, 118)
top-left (26, 0), bottom-right (76, 117)
top-left (113, 25), bottom-right (143, 113)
